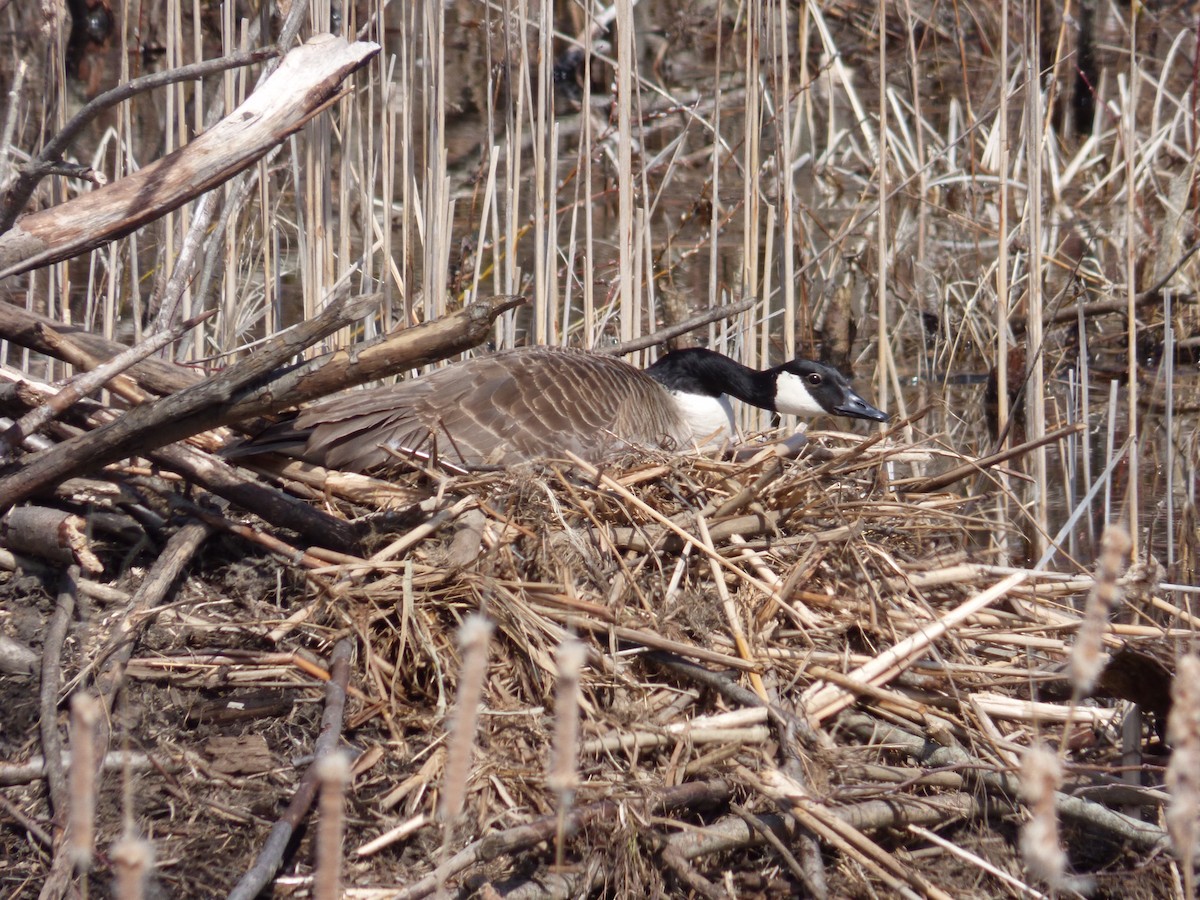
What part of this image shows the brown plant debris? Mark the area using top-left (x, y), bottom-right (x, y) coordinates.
top-left (0, 424), bottom-right (1185, 898)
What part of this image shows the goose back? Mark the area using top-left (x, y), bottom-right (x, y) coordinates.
top-left (293, 346), bottom-right (692, 470)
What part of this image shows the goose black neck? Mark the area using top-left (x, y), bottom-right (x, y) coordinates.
top-left (646, 349), bottom-right (776, 409)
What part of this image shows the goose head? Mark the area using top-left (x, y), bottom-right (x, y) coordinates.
top-left (647, 349), bottom-right (889, 424)
top-left (771, 359), bottom-right (890, 422)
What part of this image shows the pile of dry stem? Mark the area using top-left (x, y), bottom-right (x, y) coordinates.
top-left (0, 413), bottom-right (1187, 898)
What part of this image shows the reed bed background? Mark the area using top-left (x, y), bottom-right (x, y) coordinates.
top-left (0, 0), bottom-right (1197, 897)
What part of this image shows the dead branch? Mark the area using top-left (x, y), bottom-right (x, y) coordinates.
top-left (0, 47), bottom-right (277, 233)
top-left (605, 297), bottom-right (757, 356)
top-left (895, 422), bottom-right (1085, 493)
top-left (0, 35), bottom-right (379, 278)
top-left (225, 294), bottom-right (527, 418)
top-left (0, 308), bottom-right (215, 457)
top-left (731, 803), bottom-right (824, 899)
top-left (0, 301), bottom-right (201, 396)
top-left (149, 443), bottom-right (359, 553)
top-left (0, 634), bottom-right (37, 675)
top-left (0, 290), bottom-right (377, 509)
top-left (90, 521), bottom-right (215, 703)
top-left (839, 710), bottom-right (1171, 853)
top-left (38, 566), bottom-right (79, 821)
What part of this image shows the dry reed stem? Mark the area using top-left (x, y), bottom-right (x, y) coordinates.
top-left (802, 571), bottom-right (1028, 721)
top-left (909, 824), bottom-right (1047, 900)
top-left (696, 511), bottom-right (768, 702)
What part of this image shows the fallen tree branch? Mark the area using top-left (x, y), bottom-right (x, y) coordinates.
top-left (224, 293), bottom-right (527, 419)
top-left (0, 290), bottom-right (376, 510)
top-left (0, 35), bottom-right (379, 278)
top-left (605, 298), bottom-right (757, 356)
top-left (0, 302), bottom-right (200, 396)
top-left (0, 308), bottom-right (215, 458)
top-left (149, 443), bottom-right (360, 553)
top-left (0, 47), bottom-right (277, 233)
top-left (38, 566), bottom-right (79, 821)
top-left (839, 710), bottom-right (1170, 853)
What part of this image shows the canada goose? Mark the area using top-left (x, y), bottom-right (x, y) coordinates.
top-left (240, 345), bottom-right (887, 472)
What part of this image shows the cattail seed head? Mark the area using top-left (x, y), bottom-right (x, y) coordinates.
top-left (1019, 744), bottom-right (1067, 888)
top-left (1167, 653), bottom-right (1200, 886)
top-left (110, 835), bottom-right (154, 900)
top-left (68, 692), bottom-right (100, 873)
top-left (1069, 525), bottom-right (1131, 696)
top-left (438, 615), bottom-right (493, 823)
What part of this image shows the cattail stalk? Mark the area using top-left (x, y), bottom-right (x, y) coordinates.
top-left (1019, 744), bottom-right (1066, 889)
top-left (1069, 524), bottom-right (1131, 697)
top-left (68, 692), bottom-right (100, 873)
top-left (438, 615), bottom-right (493, 823)
top-left (314, 753), bottom-right (350, 900)
top-left (1168, 654), bottom-right (1200, 900)
top-left (110, 835), bottom-right (154, 900)
top-left (549, 638), bottom-right (585, 868)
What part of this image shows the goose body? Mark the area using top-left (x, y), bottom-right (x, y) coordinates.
top-left (244, 346), bottom-right (887, 472)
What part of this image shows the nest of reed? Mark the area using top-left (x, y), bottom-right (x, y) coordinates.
top-left (3, 421), bottom-right (1184, 898)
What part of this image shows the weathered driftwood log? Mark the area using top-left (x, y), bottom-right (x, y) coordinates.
top-left (0, 34), bottom-right (379, 279)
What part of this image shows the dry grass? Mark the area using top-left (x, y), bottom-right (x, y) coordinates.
top-left (0, 0), bottom-right (1197, 897)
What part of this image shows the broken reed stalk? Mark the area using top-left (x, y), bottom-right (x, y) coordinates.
top-left (695, 511), bottom-right (768, 702)
top-left (802, 571), bottom-right (1028, 722)
top-left (38, 566), bottom-right (78, 821)
top-left (614, 0), bottom-right (635, 347)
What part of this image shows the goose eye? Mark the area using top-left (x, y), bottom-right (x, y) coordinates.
top-left (806, 373), bottom-right (823, 386)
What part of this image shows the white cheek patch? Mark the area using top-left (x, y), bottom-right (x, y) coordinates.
top-left (672, 391), bottom-right (737, 446)
top-left (774, 372), bottom-right (826, 416)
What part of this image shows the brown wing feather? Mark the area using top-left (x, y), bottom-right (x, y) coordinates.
top-left (292, 347), bottom-right (690, 471)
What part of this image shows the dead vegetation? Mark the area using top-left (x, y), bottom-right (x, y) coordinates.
top-left (0, 422), bottom-right (1189, 897)
top-left (0, 1), bottom-right (1197, 898)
